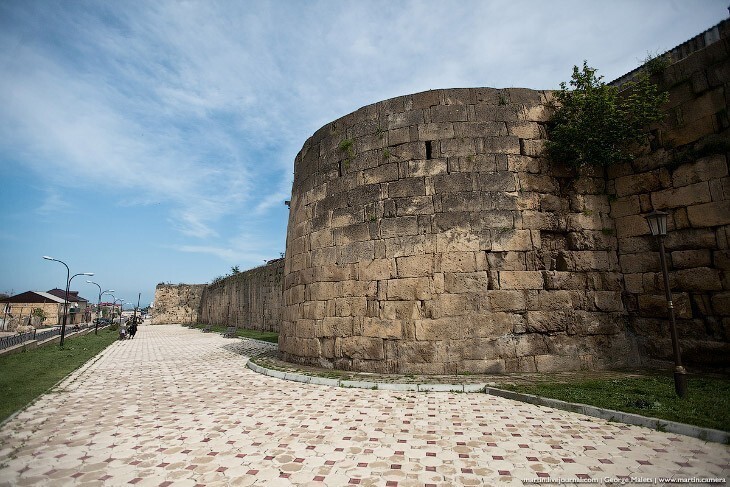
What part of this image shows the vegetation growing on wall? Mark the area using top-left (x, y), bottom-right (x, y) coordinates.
top-left (547, 61), bottom-right (668, 168)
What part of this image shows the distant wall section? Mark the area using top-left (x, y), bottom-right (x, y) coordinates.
top-left (152, 284), bottom-right (206, 324)
top-left (199, 259), bottom-right (284, 332)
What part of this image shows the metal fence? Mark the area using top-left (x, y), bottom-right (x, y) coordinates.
top-left (0, 324), bottom-right (91, 351)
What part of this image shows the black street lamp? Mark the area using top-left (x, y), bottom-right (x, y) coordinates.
top-left (86, 281), bottom-right (114, 335)
top-left (645, 210), bottom-right (687, 397)
top-left (42, 256), bottom-right (93, 347)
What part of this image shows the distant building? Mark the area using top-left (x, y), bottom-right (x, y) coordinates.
top-left (46, 288), bottom-right (90, 324)
top-left (0, 291), bottom-right (67, 330)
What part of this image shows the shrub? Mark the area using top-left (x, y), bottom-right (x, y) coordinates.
top-left (547, 61), bottom-right (668, 168)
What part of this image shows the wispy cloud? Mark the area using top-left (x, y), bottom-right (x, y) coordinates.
top-left (36, 188), bottom-right (72, 215)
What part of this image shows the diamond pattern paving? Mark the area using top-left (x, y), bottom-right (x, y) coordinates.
top-left (0, 325), bottom-right (727, 486)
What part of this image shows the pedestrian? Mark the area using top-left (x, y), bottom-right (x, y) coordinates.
top-left (119, 321), bottom-right (127, 340)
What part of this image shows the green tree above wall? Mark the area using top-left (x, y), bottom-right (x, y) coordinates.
top-left (547, 61), bottom-right (668, 168)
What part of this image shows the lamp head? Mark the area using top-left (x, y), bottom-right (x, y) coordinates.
top-left (42, 255), bottom-right (54, 260)
top-left (645, 210), bottom-right (669, 237)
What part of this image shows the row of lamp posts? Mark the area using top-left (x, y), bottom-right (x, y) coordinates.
top-left (42, 255), bottom-right (131, 347)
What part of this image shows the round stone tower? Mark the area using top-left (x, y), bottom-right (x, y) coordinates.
top-left (280, 87), bottom-right (636, 374)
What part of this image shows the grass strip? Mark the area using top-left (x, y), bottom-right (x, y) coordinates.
top-left (0, 329), bottom-right (118, 423)
top-left (502, 374), bottom-right (730, 432)
top-left (191, 323), bottom-right (279, 343)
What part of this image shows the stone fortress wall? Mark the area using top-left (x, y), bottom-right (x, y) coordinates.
top-left (280, 86), bottom-right (636, 374)
top-left (151, 284), bottom-right (206, 325)
top-left (279, 18), bottom-right (730, 373)
top-left (198, 259), bottom-right (284, 332)
top-left (155, 19), bottom-right (728, 373)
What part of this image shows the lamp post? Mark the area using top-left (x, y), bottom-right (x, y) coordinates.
top-left (86, 281), bottom-right (114, 335)
top-left (42, 256), bottom-right (93, 347)
top-left (645, 210), bottom-right (687, 397)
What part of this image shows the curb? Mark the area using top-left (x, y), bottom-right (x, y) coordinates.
top-left (246, 360), bottom-right (729, 445)
top-left (245, 360), bottom-right (486, 392)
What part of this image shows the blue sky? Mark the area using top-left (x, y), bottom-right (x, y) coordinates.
top-left (0, 0), bottom-right (726, 308)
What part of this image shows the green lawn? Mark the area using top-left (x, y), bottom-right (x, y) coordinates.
top-left (0, 329), bottom-right (118, 423)
top-left (503, 374), bottom-right (730, 432)
top-left (190, 323), bottom-right (279, 343)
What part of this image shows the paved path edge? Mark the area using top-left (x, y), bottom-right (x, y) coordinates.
top-left (246, 359), bottom-right (729, 445)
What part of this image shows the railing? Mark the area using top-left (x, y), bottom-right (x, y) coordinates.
top-left (0, 330), bottom-right (36, 350)
top-left (34, 327), bottom-right (62, 343)
top-left (0, 323), bottom-right (91, 351)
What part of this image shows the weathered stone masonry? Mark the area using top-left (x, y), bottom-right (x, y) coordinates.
top-left (607, 19), bottom-right (730, 368)
top-left (198, 259), bottom-right (284, 332)
top-left (280, 86), bottom-right (635, 374)
top-left (279, 19), bottom-right (730, 374)
top-left (152, 284), bottom-right (206, 325)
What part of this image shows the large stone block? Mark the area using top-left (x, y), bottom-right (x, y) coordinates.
top-left (687, 201), bottom-right (730, 228)
top-left (615, 214), bottom-right (650, 238)
top-left (492, 229), bottom-right (533, 251)
top-left (614, 171), bottom-right (661, 197)
top-left (478, 172), bottom-right (517, 192)
top-left (433, 173), bottom-right (474, 194)
top-left (672, 154), bottom-right (728, 187)
top-left (619, 252), bottom-right (661, 273)
top-left (417, 122), bottom-right (455, 140)
top-left (453, 121), bottom-right (506, 138)
top-left (637, 293), bottom-right (692, 319)
top-left (415, 318), bottom-right (462, 340)
top-left (436, 229), bottom-right (483, 252)
top-left (499, 271), bottom-right (544, 290)
top-left (395, 195), bottom-right (434, 216)
top-left (363, 318), bottom-right (402, 339)
top-left (338, 241), bottom-right (375, 264)
top-left (319, 317), bottom-right (354, 337)
top-left (388, 178), bottom-right (427, 198)
top-left (437, 252), bottom-right (477, 273)
top-left (671, 249), bottom-right (712, 269)
top-left (341, 336), bottom-right (384, 360)
top-left (651, 182), bottom-right (712, 210)
top-left (526, 311), bottom-right (571, 333)
top-left (386, 277), bottom-right (433, 300)
top-left (423, 293), bottom-right (479, 318)
top-left (712, 292), bottom-right (730, 315)
top-left (396, 254), bottom-right (434, 278)
top-left (380, 216), bottom-right (419, 238)
top-left (363, 162), bottom-right (399, 184)
top-left (443, 271), bottom-right (489, 294)
top-left (384, 234), bottom-right (435, 258)
top-left (407, 159), bottom-right (448, 177)
top-left (334, 222), bottom-right (373, 245)
top-left (334, 297), bottom-right (368, 317)
top-left (484, 290), bottom-right (527, 312)
top-left (672, 267), bottom-right (723, 291)
top-left (359, 258), bottom-right (394, 281)
top-left (381, 301), bottom-right (422, 320)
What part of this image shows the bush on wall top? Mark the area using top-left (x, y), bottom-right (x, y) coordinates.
top-left (547, 61), bottom-right (668, 168)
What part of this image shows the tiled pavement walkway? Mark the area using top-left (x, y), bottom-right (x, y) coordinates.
top-left (0, 325), bottom-right (727, 486)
